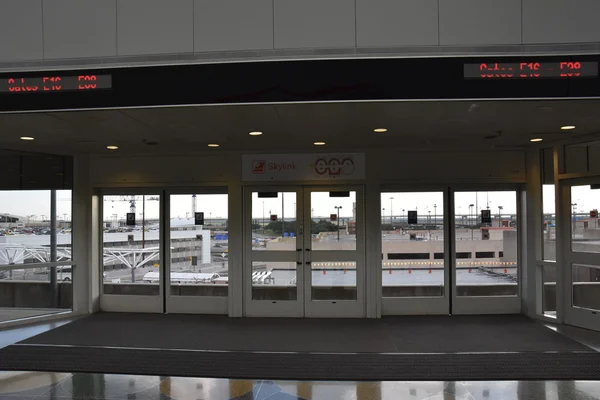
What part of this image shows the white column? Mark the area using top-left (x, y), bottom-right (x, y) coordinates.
top-left (72, 155), bottom-right (99, 314)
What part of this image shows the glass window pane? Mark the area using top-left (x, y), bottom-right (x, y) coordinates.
top-left (310, 191), bottom-right (357, 251)
top-left (312, 261), bottom-right (357, 300)
top-left (252, 261), bottom-right (297, 300)
top-left (381, 192), bottom-right (444, 297)
top-left (572, 264), bottom-right (600, 311)
top-left (102, 195), bottom-right (161, 296)
top-left (571, 185), bottom-right (600, 253)
top-left (542, 184), bottom-right (556, 261)
top-left (169, 194), bottom-right (228, 297)
top-left (454, 191), bottom-right (519, 297)
top-left (542, 264), bottom-right (557, 318)
top-left (252, 192), bottom-right (297, 251)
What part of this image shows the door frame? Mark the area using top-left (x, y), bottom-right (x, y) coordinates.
top-left (98, 188), bottom-right (165, 313)
top-left (559, 177), bottom-right (600, 331)
top-left (242, 185), bottom-right (366, 317)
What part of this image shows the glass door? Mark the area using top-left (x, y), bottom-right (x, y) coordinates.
top-left (244, 187), bottom-right (303, 317)
top-left (562, 182), bottom-right (600, 331)
top-left (303, 187), bottom-right (365, 318)
top-left (100, 192), bottom-right (164, 313)
top-left (243, 186), bottom-right (365, 317)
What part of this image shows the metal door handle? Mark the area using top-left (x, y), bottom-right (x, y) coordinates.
top-left (305, 249), bottom-right (311, 264)
top-left (296, 249), bottom-right (302, 265)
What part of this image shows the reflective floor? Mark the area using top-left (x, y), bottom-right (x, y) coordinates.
top-left (1, 371), bottom-right (600, 400)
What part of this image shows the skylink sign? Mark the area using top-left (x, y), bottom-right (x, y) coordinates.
top-left (242, 153), bottom-right (365, 181)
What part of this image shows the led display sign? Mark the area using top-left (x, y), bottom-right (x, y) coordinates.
top-left (0, 75), bottom-right (112, 93)
top-left (464, 62), bottom-right (598, 79)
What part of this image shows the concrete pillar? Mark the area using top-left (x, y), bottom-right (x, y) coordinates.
top-left (72, 155), bottom-right (99, 314)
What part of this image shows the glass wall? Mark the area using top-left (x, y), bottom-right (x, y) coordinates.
top-left (0, 189), bottom-right (73, 322)
top-left (570, 185), bottom-right (600, 254)
top-left (454, 191), bottom-right (519, 296)
top-left (102, 194), bottom-right (161, 296)
top-left (169, 193), bottom-right (228, 297)
top-left (381, 192), bottom-right (445, 298)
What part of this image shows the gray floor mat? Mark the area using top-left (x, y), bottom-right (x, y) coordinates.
top-left (1, 345), bottom-right (600, 381)
top-left (18, 313), bottom-right (592, 353)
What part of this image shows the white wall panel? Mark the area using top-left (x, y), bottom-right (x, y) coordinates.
top-left (356, 0), bottom-right (438, 47)
top-left (0, 0), bottom-right (43, 62)
top-left (523, 0), bottom-right (600, 43)
top-left (194, 0), bottom-right (273, 52)
top-left (439, 0), bottom-right (521, 45)
top-left (118, 0), bottom-right (193, 56)
top-left (274, 0), bottom-right (355, 49)
top-left (43, 0), bottom-right (117, 59)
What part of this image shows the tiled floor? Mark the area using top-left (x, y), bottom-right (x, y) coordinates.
top-left (1, 371), bottom-right (600, 400)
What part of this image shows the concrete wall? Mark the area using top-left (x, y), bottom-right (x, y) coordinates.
top-left (1, 1), bottom-right (599, 70)
top-left (0, 281), bottom-right (72, 308)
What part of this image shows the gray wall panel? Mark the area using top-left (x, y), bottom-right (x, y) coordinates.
top-left (439, 0), bottom-right (521, 45)
top-left (43, 0), bottom-right (117, 59)
top-left (118, 0), bottom-right (194, 56)
top-left (194, 0), bottom-right (273, 52)
top-left (523, 0), bottom-right (600, 43)
top-left (274, 0), bottom-right (355, 49)
top-left (356, 0), bottom-right (438, 47)
top-left (0, 0), bottom-right (43, 62)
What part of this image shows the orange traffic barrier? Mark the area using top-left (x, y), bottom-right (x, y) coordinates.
top-left (323, 270), bottom-right (326, 275)
top-left (408, 269), bottom-right (412, 274)
top-left (428, 269), bottom-right (432, 274)
top-left (389, 269), bottom-right (392, 274)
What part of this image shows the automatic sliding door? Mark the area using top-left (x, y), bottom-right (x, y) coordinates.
top-left (304, 187), bottom-right (365, 318)
top-left (244, 188), bottom-right (303, 317)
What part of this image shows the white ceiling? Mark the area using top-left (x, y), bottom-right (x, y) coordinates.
top-left (1, 100), bottom-right (600, 155)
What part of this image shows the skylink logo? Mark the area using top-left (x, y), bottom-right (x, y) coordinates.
top-left (268, 162), bottom-right (297, 171)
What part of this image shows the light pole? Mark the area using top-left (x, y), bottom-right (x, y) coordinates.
top-left (335, 206), bottom-right (342, 241)
top-left (434, 204), bottom-right (437, 226)
top-left (497, 206), bottom-right (503, 227)
top-left (389, 197), bottom-right (394, 227)
top-left (262, 201), bottom-right (265, 233)
top-left (402, 209), bottom-right (405, 225)
top-left (468, 204), bottom-right (474, 240)
top-left (382, 208), bottom-right (385, 225)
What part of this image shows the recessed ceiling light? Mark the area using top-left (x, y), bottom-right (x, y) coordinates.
top-left (106, 145), bottom-right (119, 150)
top-left (374, 128), bottom-right (388, 133)
top-left (530, 138), bottom-right (543, 142)
top-left (207, 143), bottom-right (220, 148)
top-left (313, 141), bottom-right (326, 146)
top-left (20, 136), bottom-right (34, 141)
top-left (561, 125), bottom-right (576, 130)
top-left (249, 131), bottom-right (263, 136)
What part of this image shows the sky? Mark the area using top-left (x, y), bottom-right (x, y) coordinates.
top-left (1, 187), bottom-right (598, 222)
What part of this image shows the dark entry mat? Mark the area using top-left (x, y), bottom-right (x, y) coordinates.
top-left (17, 313), bottom-right (592, 353)
top-left (1, 345), bottom-right (600, 381)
